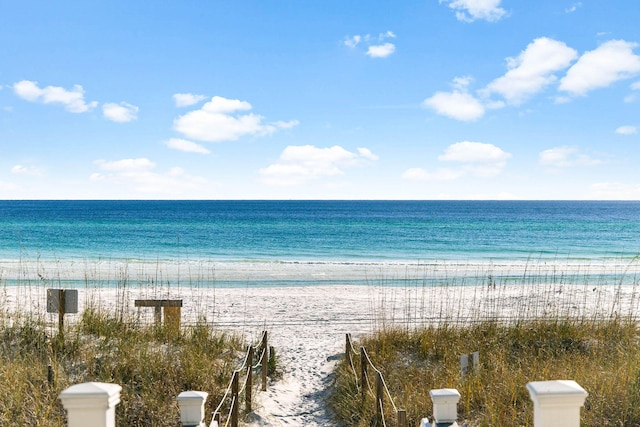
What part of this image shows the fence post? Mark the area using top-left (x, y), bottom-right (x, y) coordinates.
top-left (346, 334), bottom-right (354, 371)
top-left (261, 331), bottom-right (268, 391)
top-left (231, 370), bottom-right (239, 427)
top-left (429, 388), bottom-right (460, 425)
top-left (246, 345), bottom-right (254, 413)
top-left (527, 380), bottom-right (588, 427)
top-left (59, 382), bottom-right (121, 427)
top-left (397, 409), bottom-right (407, 427)
top-left (360, 347), bottom-right (367, 398)
top-left (375, 371), bottom-right (384, 426)
top-left (176, 391), bottom-right (208, 427)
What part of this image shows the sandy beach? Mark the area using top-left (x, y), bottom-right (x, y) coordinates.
top-left (3, 278), bottom-right (640, 426)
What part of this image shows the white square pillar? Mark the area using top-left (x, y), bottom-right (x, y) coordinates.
top-left (429, 388), bottom-right (461, 424)
top-left (59, 382), bottom-right (121, 427)
top-left (177, 390), bottom-right (208, 427)
top-left (527, 380), bottom-right (588, 427)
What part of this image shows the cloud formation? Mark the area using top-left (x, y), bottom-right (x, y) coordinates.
top-left (173, 96), bottom-right (298, 142)
top-left (440, 0), bottom-right (507, 22)
top-left (423, 90), bottom-right (485, 121)
top-left (615, 125), bottom-right (637, 135)
top-left (164, 138), bottom-right (211, 154)
top-left (403, 141), bottom-right (511, 181)
top-left (11, 164), bottom-right (44, 176)
top-left (259, 145), bottom-right (378, 186)
top-left (344, 31), bottom-right (397, 58)
top-left (560, 40), bottom-right (640, 96)
top-left (539, 146), bottom-right (601, 168)
top-left (91, 158), bottom-right (208, 195)
top-left (173, 93), bottom-right (207, 107)
top-left (13, 80), bottom-right (98, 113)
top-left (103, 102), bottom-right (139, 123)
top-left (484, 37), bottom-right (578, 105)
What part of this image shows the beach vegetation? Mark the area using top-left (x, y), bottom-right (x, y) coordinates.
top-left (0, 308), bottom-right (244, 426)
top-left (330, 317), bottom-right (640, 426)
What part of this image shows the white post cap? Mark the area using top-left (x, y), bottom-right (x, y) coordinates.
top-left (429, 388), bottom-right (461, 423)
top-left (177, 390), bottom-right (208, 427)
top-left (59, 382), bottom-right (121, 427)
top-left (527, 380), bottom-right (588, 427)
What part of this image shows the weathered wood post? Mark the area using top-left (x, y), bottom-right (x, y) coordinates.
top-left (231, 370), bottom-right (239, 427)
top-left (58, 289), bottom-right (65, 335)
top-left (246, 345), bottom-right (254, 413)
top-left (176, 390), bottom-right (208, 427)
top-left (59, 382), bottom-right (121, 427)
top-left (360, 347), bottom-right (367, 399)
top-left (527, 380), bottom-right (588, 427)
top-left (397, 409), bottom-right (407, 427)
top-left (346, 334), bottom-right (354, 371)
top-left (429, 388), bottom-right (461, 425)
top-left (261, 331), bottom-right (268, 391)
top-left (375, 371), bottom-right (384, 426)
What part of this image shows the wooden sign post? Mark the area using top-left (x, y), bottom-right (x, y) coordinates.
top-left (47, 289), bottom-right (78, 336)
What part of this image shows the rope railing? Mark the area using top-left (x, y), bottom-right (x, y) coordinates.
top-left (210, 331), bottom-right (270, 427)
top-left (346, 333), bottom-right (407, 427)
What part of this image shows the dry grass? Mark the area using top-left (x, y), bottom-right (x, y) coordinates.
top-left (0, 308), bottom-right (244, 426)
top-left (330, 317), bottom-right (640, 426)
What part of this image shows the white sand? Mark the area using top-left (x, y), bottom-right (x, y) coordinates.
top-left (3, 281), bottom-right (640, 426)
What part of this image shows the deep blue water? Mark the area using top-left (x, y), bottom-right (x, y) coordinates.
top-left (0, 200), bottom-right (639, 263)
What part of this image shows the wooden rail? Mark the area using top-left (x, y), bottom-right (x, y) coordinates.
top-left (211, 331), bottom-right (270, 427)
top-left (346, 333), bottom-right (406, 427)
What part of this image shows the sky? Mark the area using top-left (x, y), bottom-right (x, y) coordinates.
top-left (1, 0), bottom-right (639, 200)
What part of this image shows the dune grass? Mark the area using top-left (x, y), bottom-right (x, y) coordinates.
top-left (0, 308), bottom-right (244, 427)
top-left (330, 317), bottom-right (640, 426)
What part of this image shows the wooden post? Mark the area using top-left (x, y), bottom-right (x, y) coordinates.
top-left (246, 346), bottom-right (254, 413)
top-left (231, 371), bottom-right (239, 427)
top-left (360, 347), bottom-right (367, 398)
top-left (214, 412), bottom-right (221, 426)
top-left (261, 331), bottom-right (268, 391)
top-left (346, 334), bottom-right (354, 371)
top-left (397, 409), bottom-right (407, 427)
top-left (375, 371), bottom-right (384, 426)
top-left (58, 289), bottom-right (65, 336)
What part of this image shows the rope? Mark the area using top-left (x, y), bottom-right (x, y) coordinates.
top-left (252, 347), bottom-right (267, 370)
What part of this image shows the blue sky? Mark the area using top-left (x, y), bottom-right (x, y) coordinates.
top-left (1, 1), bottom-right (639, 200)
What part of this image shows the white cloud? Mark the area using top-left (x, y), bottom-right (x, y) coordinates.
top-left (102, 102), bottom-right (139, 123)
top-left (259, 145), bottom-right (377, 186)
top-left (440, 0), bottom-right (507, 22)
top-left (344, 35), bottom-right (362, 48)
top-left (173, 96), bottom-right (298, 142)
top-left (589, 182), bottom-right (640, 200)
top-left (559, 40), bottom-right (640, 96)
top-left (565, 2), bottom-right (582, 13)
top-left (92, 158), bottom-right (208, 195)
top-left (344, 31), bottom-right (396, 58)
top-left (423, 90), bottom-right (485, 121)
top-left (164, 138), bottom-right (211, 154)
top-left (173, 93), bottom-right (207, 107)
top-left (403, 141), bottom-right (510, 181)
top-left (11, 164), bottom-right (44, 176)
top-left (13, 80), bottom-right (97, 113)
top-left (616, 125), bottom-right (637, 135)
top-left (484, 37), bottom-right (578, 105)
top-left (539, 146), bottom-right (601, 168)
top-left (366, 43), bottom-right (396, 58)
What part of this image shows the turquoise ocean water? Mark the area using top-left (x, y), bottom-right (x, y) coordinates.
top-left (1, 200), bottom-right (640, 287)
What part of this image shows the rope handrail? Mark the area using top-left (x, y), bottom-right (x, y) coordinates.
top-left (210, 331), bottom-right (270, 427)
top-left (347, 334), bottom-right (406, 427)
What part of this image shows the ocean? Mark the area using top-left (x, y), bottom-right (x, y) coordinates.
top-left (1, 200), bottom-right (640, 287)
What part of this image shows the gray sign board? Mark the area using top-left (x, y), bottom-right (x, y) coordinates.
top-left (46, 289), bottom-right (78, 314)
